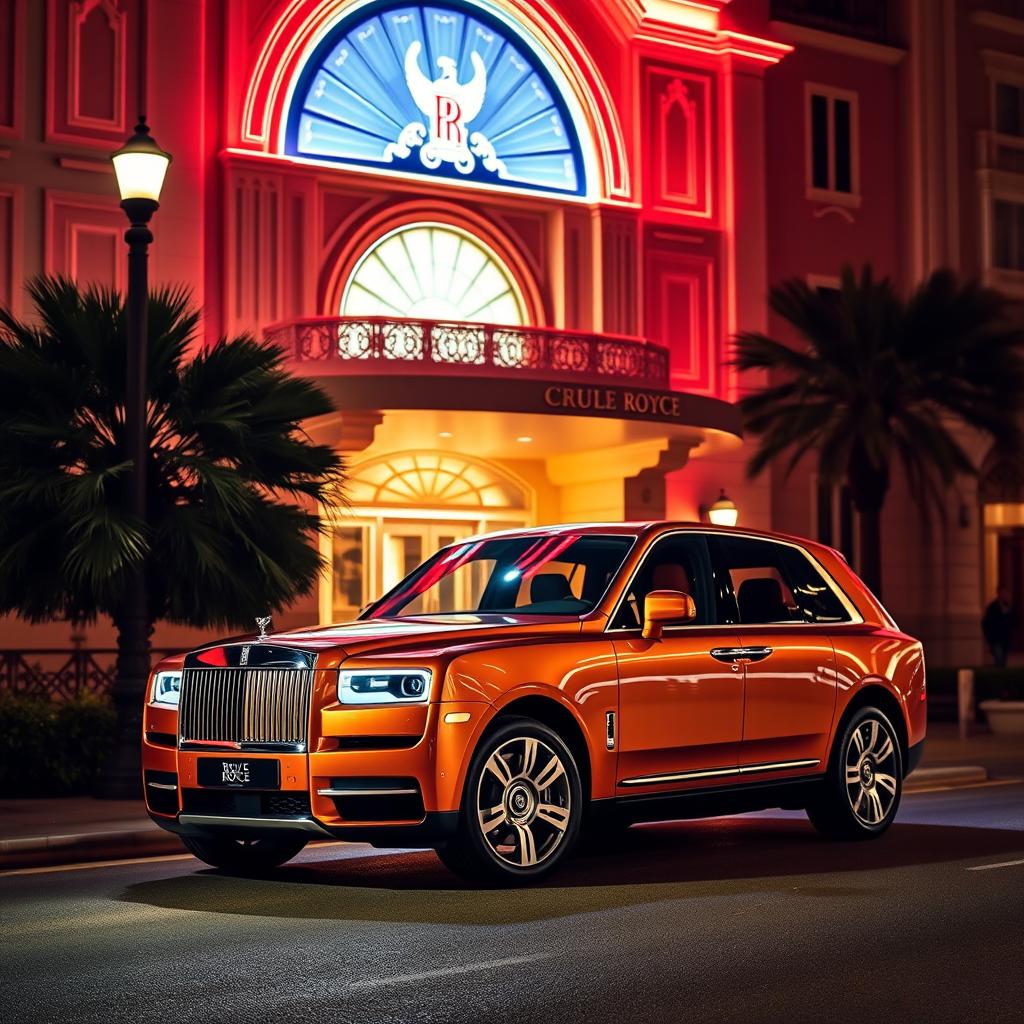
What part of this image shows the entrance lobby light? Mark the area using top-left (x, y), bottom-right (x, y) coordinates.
top-left (705, 489), bottom-right (739, 527)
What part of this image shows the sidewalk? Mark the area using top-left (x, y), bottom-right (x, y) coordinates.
top-left (1, 725), bottom-right (1019, 871)
top-left (0, 797), bottom-right (181, 869)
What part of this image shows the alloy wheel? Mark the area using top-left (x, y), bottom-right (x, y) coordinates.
top-left (475, 735), bottom-right (572, 868)
top-left (844, 716), bottom-right (899, 826)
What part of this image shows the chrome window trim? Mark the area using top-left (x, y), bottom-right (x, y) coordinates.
top-left (604, 528), bottom-right (863, 633)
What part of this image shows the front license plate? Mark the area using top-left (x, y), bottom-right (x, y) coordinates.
top-left (197, 757), bottom-right (280, 789)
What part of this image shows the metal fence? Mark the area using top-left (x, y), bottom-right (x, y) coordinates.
top-left (0, 650), bottom-right (179, 701)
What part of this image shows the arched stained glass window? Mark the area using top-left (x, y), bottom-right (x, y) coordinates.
top-left (348, 452), bottom-right (527, 508)
top-left (285, 1), bottom-right (587, 196)
top-left (341, 223), bottom-right (526, 324)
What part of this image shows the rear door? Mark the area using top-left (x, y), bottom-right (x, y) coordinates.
top-left (707, 534), bottom-right (846, 772)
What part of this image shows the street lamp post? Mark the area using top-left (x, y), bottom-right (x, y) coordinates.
top-left (98, 117), bottom-right (171, 799)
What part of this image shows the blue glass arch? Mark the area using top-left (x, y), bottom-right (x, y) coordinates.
top-left (285, 0), bottom-right (587, 196)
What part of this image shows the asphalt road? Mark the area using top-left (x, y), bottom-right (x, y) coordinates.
top-left (2, 783), bottom-right (1023, 1024)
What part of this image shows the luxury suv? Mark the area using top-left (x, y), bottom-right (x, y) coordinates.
top-left (142, 523), bottom-right (926, 883)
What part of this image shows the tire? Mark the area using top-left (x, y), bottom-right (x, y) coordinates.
top-left (181, 833), bottom-right (308, 872)
top-left (806, 705), bottom-right (904, 840)
top-left (437, 716), bottom-right (583, 884)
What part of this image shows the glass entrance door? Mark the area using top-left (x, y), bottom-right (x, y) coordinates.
top-left (381, 522), bottom-right (476, 614)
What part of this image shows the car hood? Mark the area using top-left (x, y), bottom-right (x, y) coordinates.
top-left (188, 613), bottom-right (587, 663)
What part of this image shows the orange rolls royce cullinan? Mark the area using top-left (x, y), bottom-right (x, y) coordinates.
top-left (142, 523), bottom-right (926, 883)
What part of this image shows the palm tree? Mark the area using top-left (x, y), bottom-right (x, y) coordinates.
top-left (0, 277), bottom-right (344, 784)
top-left (733, 265), bottom-right (1024, 596)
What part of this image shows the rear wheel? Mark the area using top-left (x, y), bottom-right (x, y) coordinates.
top-left (181, 834), bottom-right (308, 872)
top-left (437, 717), bottom-right (582, 884)
top-left (806, 706), bottom-right (903, 840)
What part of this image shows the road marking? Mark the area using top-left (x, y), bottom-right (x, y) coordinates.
top-left (967, 858), bottom-right (1024, 872)
top-left (348, 953), bottom-right (554, 990)
top-left (906, 778), bottom-right (1022, 796)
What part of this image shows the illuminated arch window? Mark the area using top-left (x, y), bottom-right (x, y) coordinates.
top-left (285, 0), bottom-right (587, 196)
top-left (348, 452), bottom-right (527, 509)
top-left (341, 223), bottom-right (526, 324)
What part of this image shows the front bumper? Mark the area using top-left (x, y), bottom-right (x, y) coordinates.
top-left (142, 698), bottom-right (482, 848)
top-left (148, 806), bottom-right (460, 847)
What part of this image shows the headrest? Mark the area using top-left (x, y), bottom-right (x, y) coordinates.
top-left (530, 573), bottom-right (574, 604)
top-left (737, 577), bottom-right (789, 623)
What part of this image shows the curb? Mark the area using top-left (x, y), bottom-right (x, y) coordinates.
top-left (904, 765), bottom-right (988, 792)
top-left (0, 827), bottom-right (183, 871)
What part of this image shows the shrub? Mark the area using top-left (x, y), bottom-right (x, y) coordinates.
top-left (0, 692), bottom-right (115, 797)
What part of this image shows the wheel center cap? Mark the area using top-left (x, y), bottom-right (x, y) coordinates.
top-left (860, 758), bottom-right (875, 786)
top-left (506, 781), bottom-right (537, 823)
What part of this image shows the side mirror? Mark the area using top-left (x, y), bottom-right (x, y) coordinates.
top-left (642, 589), bottom-right (697, 639)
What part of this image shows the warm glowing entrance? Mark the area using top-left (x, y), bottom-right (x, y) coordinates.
top-left (323, 452), bottom-right (532, 623)
top-left (340, 223), bottom-right (526, 324)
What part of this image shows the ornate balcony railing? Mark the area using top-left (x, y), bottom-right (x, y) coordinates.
top-left (264, 316), bottom-right (671, 388)
top-left (0, 649), bottom-right (180, 701)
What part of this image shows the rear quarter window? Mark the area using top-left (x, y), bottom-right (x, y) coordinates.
top-left (710, 534), bottom-right (852, 625)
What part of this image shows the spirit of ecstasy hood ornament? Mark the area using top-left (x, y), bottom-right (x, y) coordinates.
top-left (255, 616), bottom-right (272, 641)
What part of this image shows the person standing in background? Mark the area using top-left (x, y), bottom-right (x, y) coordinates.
top-left (982, 586), bottom-right (1015, 667)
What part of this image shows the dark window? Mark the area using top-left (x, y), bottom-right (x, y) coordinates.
top-left (611, 534), bottom-right (715, 630)
top-left (994, 199), bottom-right (1024, 271)
top-left (808, 89), bottom-right (855, 195)
top-left (811, 93), bottom-right (829, 189)
top-left (709, 535), bottom-right (851, 625)
top-left (996, 82), bottom-right (1024, 137)
top-left (834, 99), bottom-right (852, 192)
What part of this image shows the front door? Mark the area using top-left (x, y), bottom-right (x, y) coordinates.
top-left (610, 533), bottom-right (744, 791)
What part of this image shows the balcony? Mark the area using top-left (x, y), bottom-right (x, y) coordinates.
top-left (264, 317), bottom-right (671, 389)
top-left (770, 0), bottom-right (898, 46)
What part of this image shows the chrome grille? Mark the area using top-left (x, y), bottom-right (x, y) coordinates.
top-left (178, 667), bottom-right (313, 748)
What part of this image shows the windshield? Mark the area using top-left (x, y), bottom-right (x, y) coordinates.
top-left (364, 534), bottom-right (635, 618)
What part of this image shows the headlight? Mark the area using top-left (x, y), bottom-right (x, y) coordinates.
top-left (338, 669), bottom-right (432, 705)
top-left (151, 670), bottom-right (182, 707)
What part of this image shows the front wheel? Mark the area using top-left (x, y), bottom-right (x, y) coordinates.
top-left (181, 834), bottom-right (308, 872)
top-left (806, 706), bottom-right (903, 840)
top-left (437, 717), bottom-right (582, 884)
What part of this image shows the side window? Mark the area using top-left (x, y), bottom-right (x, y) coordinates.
top-left (710, 535), bottom-right (851, 625)
top-left (611, 534), bottom-right (715, 629)
top-left (806, 84), bottom-right (858, 200)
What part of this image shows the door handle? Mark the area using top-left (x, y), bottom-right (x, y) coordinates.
top-left (710, 646), bottom-right (774, 664)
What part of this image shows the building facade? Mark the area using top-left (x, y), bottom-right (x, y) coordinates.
top-left (0, 0), bottom-right (1021, 665)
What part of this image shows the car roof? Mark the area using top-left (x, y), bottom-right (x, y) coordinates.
top-left (461, 521), bottom-right (838, 555)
